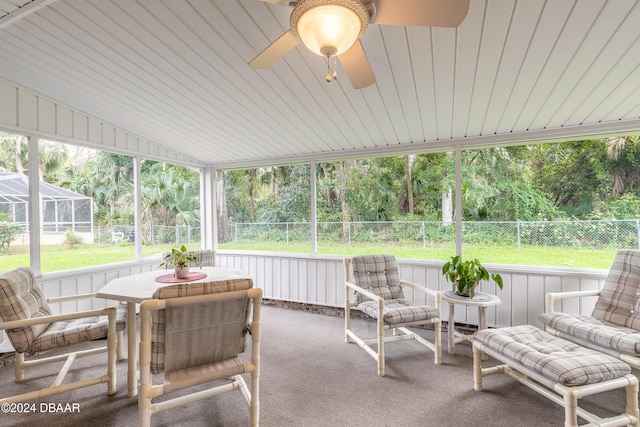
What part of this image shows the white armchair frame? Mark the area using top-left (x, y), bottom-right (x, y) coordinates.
top-left (344, 257), bottom-right (442, 376)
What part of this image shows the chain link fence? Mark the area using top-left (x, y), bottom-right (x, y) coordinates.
top-left (229, 220), bottom-right (640, 250)
top-left (94, 225), bottom-right (201, 246)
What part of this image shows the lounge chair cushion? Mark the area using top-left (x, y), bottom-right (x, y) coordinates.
top-left (591, 249), bottom-right (640, 330)
top-left (351, 254), bottom-right (404, 305)
top-left (151, 278), bottom-right (253, 374)
top-left (357, 298), bottom-right (440, 325)
top-left (475, 325), bottom-right (631, 386)
top-left (0, 267), bottom-right (53, 352)
top-left (539, 311), bottom-right (640, 356)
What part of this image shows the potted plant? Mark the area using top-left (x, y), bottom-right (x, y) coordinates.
top-left (442, 255), bottom-right (503, 298)
top-left (159, 245), bottom-right (201, 279)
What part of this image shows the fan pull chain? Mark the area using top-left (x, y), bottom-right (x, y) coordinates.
top-left (325, 54), bottom-right (338, 83)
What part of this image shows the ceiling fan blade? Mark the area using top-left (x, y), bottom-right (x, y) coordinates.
top-left (372, 0), bottom-right (470, 27)
top-left (255, 0), bottom-right (293, 5)
top-left (249, 30), bottom-right (300, 68)
top-left (339, 40), bottom-right (376, 89)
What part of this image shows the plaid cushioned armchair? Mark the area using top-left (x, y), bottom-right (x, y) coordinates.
top-left (540, 249), bottom-right (640, 369)
top-left (0, 267), bottom-right (125, 404)
top-left (344, 254), bottom-right (442, 376)
top-left (138, 277), bottom-right (261, 427)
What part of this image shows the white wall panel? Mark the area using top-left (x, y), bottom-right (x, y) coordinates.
top-left (216, 252), bottom-right (607, 329)
top-left (102, 123), bottom-right (116, 147)
top-left (0, 77), bottom-right (204, 167)
top-left (1, 253), bottom-right (609, 350)
top-left (33, 251), bottom-right (606, 326)
top-left (0, 80), bottom-right (16, 125)
top-left (57, 105), bottom-right (73, 138)
top-left (72, 111), bottom-right (88, 140)
top-left (38, 97), bottom-right (55, 134)
top-left (17, 89), bottom-right (37, 129)
top-left (88, 117), bottom-right (102, 144)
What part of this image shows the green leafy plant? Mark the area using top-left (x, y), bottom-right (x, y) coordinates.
top-left (159, 244), bottom-right (201, 269)
top-left (0, 220), bottom-right (23, 251)
top-left (442, 255), bottom-right (503, 298)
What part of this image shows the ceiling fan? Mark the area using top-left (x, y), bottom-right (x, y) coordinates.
top-left (249, 0), bottom-right (470, 89)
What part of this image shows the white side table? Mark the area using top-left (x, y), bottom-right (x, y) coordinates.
top-left (442, 290), bottom-right (501, 355)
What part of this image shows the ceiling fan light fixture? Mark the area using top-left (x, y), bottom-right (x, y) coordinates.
top-left (291, 0), bottom-right (369, 58)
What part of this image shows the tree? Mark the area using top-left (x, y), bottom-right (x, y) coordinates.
top-left (217, 171), bottom-right (230, 242)
top-left (528, 141), bottom-right (604, 217)
top-left (0, 132), bottom-right (27, 174)
top-left (604, 136), bottom-right (640, 198)
top-left (246, 169), bottom-right (257, 222)
top-left (405, 155), bottom-right (414, 215)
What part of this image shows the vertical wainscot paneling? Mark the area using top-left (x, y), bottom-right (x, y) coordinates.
top-left (1, 253), bottom-right (609, 351)
top-left (0, 77), bottom-right (203, 168)
top-left (217, 252), bottom-right (608, 330)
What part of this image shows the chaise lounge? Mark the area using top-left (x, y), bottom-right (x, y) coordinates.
top-left (540, 249), bottom-right (640, 369)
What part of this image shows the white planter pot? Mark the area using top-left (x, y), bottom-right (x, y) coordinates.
top-left (175, 266), bottom-right (190, 279)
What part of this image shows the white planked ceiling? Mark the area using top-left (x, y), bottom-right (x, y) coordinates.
top-left (1, 0), bottom-right (640, 169)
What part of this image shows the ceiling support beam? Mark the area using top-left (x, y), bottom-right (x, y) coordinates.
top-left (0, 0), bottom-right (59, 30)
top-left (209, 118), bottom-right (640, 170)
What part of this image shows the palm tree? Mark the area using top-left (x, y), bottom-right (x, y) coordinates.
top-left (605, 136), bottom-right (640, 198)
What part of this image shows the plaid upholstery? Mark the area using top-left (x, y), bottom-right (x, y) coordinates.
top-left (539, 311), bottom-right (640, 356)
top-left (351, 254), bottom-right (404, 305)
top-left (150, 278), bottom-right (253, 374)
top-left (350, 254), bottom-right (439, 325)
top-left (0, 267), bottom-right (126, 353)
top-left (475, 325), bottom-right (631, 386)
top-left (0, 267), bottom-right (53, 352)
top-left (28, 304), bottom-right (126, 352)
top-left (162, 292), bottom-right (250, 373)
top-left (357, 298), bottom-right (440, 325)
top-left (591, 249), bottom-right (640, 329)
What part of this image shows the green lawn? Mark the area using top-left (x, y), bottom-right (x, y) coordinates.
top-left (0, 244), bottom-right (178, 273)
top-left (0, 241), bottom-right (618, 273)
top-left (218, 241), bottom-right (617, 269)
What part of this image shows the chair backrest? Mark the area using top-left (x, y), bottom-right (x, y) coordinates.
top-left (349, 254), bottom-right (404, 304)
top-left (150, 277), bottom-right (253, 374)
top-left (592, 249), bottom-right (640, 329)
top-left (161, 249), bottom-right (216, 268)
top-left (0, 267), bottom-right (53, 352)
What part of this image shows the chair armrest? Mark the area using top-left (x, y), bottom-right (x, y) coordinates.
top-left (0, 306), bottom-right (116, 330)
top-left (545, 289), bottom-right (602, 313)
top-left (48, 293), bottom-right (97, 304)
top-left (345, 281), bottom-right (383, 304)
top-left (400, 280), bottom-right (441, 309)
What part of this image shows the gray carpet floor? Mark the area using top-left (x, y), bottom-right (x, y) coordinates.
top-left (0, 305), bottom-right (633, 426)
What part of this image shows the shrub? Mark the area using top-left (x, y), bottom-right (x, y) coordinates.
top-left (0, 221), bottom-right (23, 251)
top-left (64, 228), bottom-right (82, 249)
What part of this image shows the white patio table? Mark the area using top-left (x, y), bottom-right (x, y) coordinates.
top-left (441, 290), bottom-right (501, 356)
top-left (96, 266), bottom-right (252, 397)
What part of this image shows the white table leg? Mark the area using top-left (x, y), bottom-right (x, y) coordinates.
top-left (126, 302), bottom-right (137, 397)
top-left (478, 306), bottom-right (487, 331)
top-left (478, 306), bottom-right (489, 360)
top-left (448, 301), bottom-right (455, 355)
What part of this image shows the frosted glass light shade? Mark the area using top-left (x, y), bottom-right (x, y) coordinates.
top-left (291, 0), bottom-right (368, 57)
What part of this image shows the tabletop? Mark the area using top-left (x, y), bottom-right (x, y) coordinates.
top-left (96, 266), bottom-right (251, 304)
top-left (442, 290), bottom-right (501, 307)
